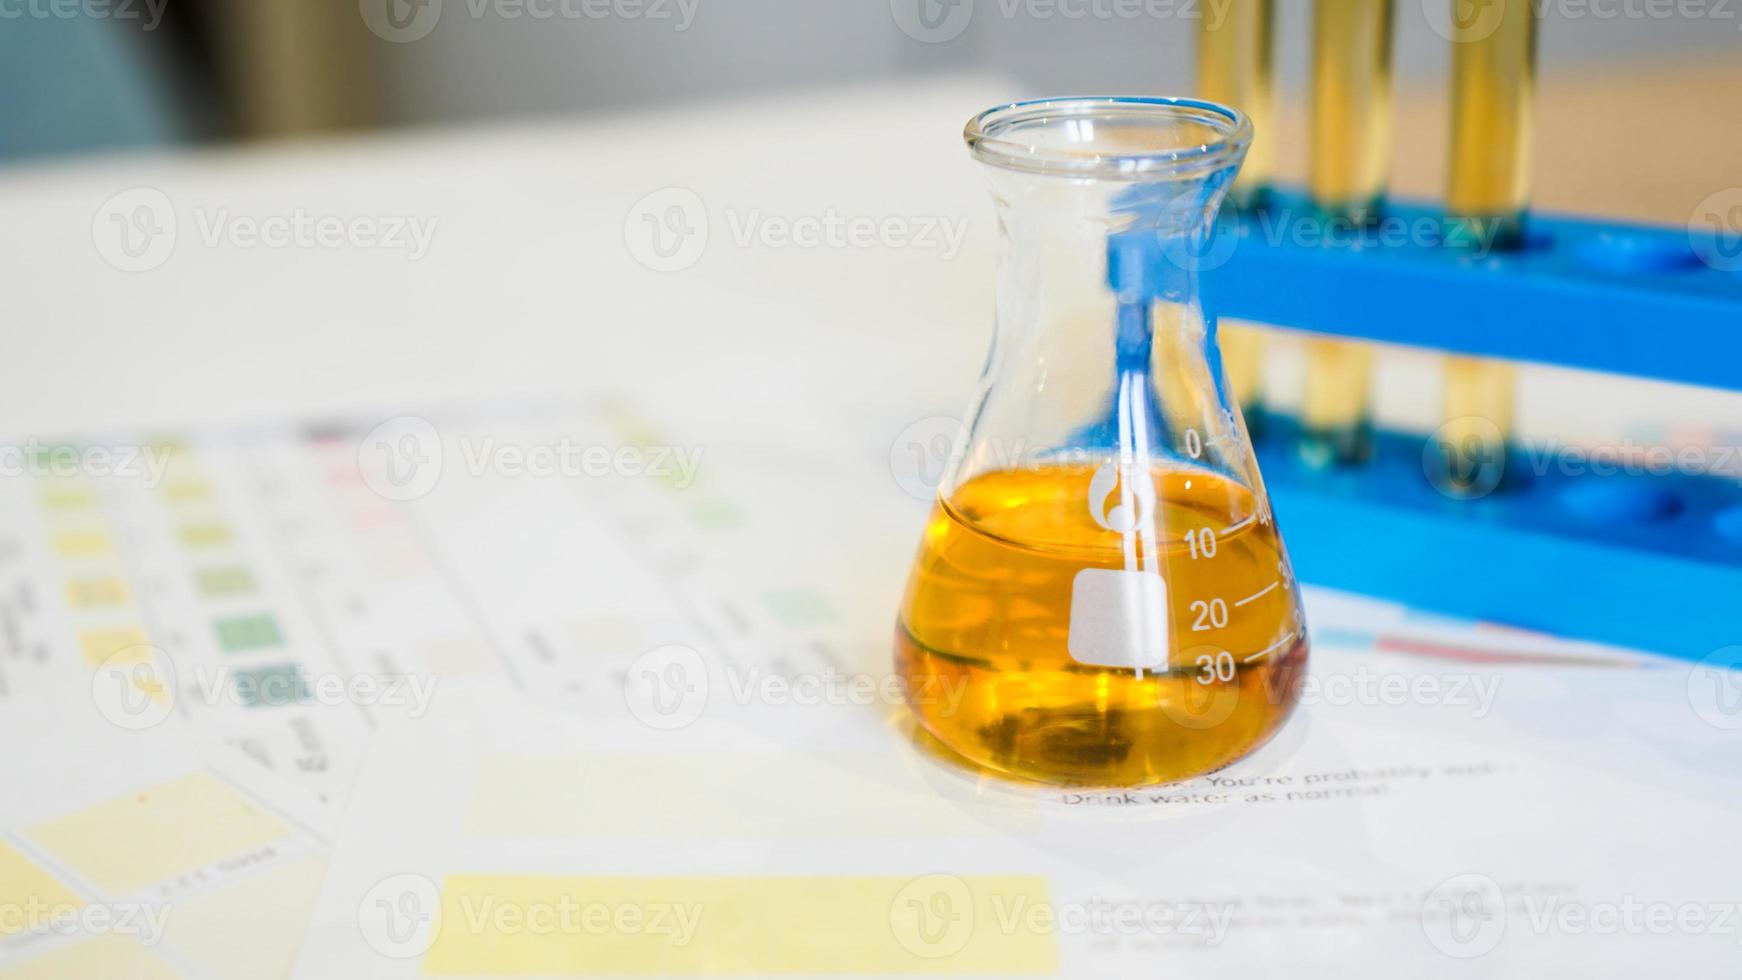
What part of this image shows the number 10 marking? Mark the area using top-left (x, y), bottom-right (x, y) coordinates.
top-left (1186, 527), bottom-right (1217, 560)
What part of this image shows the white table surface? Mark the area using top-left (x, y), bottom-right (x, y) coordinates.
top-left (0, 76), bottom-right (1020, 440)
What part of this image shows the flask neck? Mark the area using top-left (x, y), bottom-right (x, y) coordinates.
top-left (981, 165), bottom-right (1235, 387)
top-left (949, 97), bottom-right (1252, 496)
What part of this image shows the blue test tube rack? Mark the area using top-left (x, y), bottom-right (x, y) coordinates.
top-left (1202, 190), bottom-right (1742, 661)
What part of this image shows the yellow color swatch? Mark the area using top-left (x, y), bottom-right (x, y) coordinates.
top-left (52, 531), bottom-right (111, 559)
top-left (178, 523), bottom-right (234, 549)
top-left (27, 774), bottom-right (290, 895)
top-left (37, 485), bottom-right (96, 511)
top-left (64, 577), bottom-right (133, 610)
top-left (422, 874), bottom-right (1056, 976)
top-left (0, 844), bottom-right (83, 937)
top-left (161, 481), bottom-right (212, 502)
top-left (76, 627), bottom-right (152, 666)
top-left (0, 936), bottom-right (179, 980)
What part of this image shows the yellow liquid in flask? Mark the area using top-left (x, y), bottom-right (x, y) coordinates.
top-left (896, 463), bottom-right (1307, 787)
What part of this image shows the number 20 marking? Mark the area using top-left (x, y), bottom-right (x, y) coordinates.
top-left (1191, 598), bottom-right (1229, 631)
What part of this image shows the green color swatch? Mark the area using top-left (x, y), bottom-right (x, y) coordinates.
top-left (214, 613), bottom-right (283, 654)
top-left (233, 664), bottom-right (308, 708)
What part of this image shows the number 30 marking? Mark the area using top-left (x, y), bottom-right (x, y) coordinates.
top-left (1195, 651), bottom-right (1235, 685)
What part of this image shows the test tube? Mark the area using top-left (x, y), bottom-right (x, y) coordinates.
top-left (1196, 0), bottom-right (1275, 431)
top-left (1445, 0), bottom-right (1536, 249)
top-left (1302, 0), bottom-right (1394, 466)
top-left (1197, 0), bottom-right (1275, 210)
top-left (1438, 0), bottom-right (1539, 495)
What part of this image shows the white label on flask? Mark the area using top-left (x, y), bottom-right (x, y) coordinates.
top-left (1066, 568), bottom-right (1169, 670)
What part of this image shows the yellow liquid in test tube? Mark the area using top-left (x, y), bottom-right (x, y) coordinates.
top-left (1439, 354), bottom-right (1516, 488)
top-left (1197, 0), bottom-right (1276, 426)
top-left (896, 464), bottom-right (1308, 787)
top-left (1310, 0), bottom-right (1393, 221)
top-left (1447, 0), bottom-right (1537, 248)
top-left (1218, 324), bottom-right (1267, 426)
top-left (1197, 0), bottom-right (1275, 208)
top-left (1441, 0), bottom-right (1538, 493)
top-left (1300, 339), bottom-right (1377, 467)
top-left (1303, 0), bottom-right (1395, 464)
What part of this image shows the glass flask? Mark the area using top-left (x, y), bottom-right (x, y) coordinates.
top-left (896, 97), bottom-right (1308, 788)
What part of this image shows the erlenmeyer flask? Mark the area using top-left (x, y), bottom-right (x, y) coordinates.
top-left (896, 97), bottom-right (1308, 788)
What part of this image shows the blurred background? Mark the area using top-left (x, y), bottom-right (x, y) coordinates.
top-left (5, 0), bottom-right (1739, 181)
top-left (3, 0), bottom-right (1738, 443)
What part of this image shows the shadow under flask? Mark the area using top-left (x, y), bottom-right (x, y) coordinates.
top-left (896, 97), bottom-right (1308, 788)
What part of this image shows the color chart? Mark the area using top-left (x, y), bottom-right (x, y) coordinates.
top-left (0, 395), bottom-right (1681, 979)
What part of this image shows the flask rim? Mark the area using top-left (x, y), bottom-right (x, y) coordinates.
top-left (964, 96), bottom-right (1252, 181)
